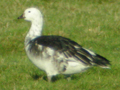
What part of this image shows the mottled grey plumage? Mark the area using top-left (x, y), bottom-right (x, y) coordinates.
top-left (18, 7), bottom-right (110, 82)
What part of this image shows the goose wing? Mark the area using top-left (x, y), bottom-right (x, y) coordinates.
top-left (30, 35), bottom-right (95, 65)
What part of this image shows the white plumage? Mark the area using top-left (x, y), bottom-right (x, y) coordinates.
top-left (18, 7), bottom-right (110, 82)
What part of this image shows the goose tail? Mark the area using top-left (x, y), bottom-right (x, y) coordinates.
top-left (93, 54), bottom-right (111, 69)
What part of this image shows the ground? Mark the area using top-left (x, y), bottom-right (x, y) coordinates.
top-left (0, 0), bottom-right (120, 90)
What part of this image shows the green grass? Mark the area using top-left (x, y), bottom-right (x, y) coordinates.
top-left (0, 0), bottom-right (120, 89)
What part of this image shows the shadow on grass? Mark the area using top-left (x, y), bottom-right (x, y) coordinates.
top-left (30, 73), bottom-right (61, 82)
top-left (31, 74), bottom-right (42, 80)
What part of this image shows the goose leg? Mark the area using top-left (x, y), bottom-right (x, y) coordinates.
top-left (47, 75), bottom-right (53, 82)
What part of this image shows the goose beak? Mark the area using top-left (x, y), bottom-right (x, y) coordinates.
top-left (18, 14), bottom-right (25, 19)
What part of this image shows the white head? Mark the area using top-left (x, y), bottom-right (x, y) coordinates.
top-left (18, 7), bottom-right (43, 22)
top-left (18, 7), bottom-right (44, 38)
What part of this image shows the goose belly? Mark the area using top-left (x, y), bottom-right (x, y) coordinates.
top-left (25, 43), bottom-right (54, 71)
top-left (27, 53), bottom-right (48, 71)
top-left (25, 46), bottom-right (59, 76)
top-left (63, 61), bottom-right (89, 75)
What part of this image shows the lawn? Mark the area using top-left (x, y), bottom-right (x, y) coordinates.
top-left (0, 0), bottom-right (120, 90)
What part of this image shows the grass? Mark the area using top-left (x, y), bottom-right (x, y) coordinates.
top-left (0, 0), bottom-right (120, 89)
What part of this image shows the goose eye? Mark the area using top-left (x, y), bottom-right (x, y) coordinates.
top-left (28, 11), bottom-right (31, 13)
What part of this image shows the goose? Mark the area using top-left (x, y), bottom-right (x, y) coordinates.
top-left (18, 7), bottom-right (110, 82)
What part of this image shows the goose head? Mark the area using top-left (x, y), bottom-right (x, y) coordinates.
top-left (18, 7), bottom-right (43, 22)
